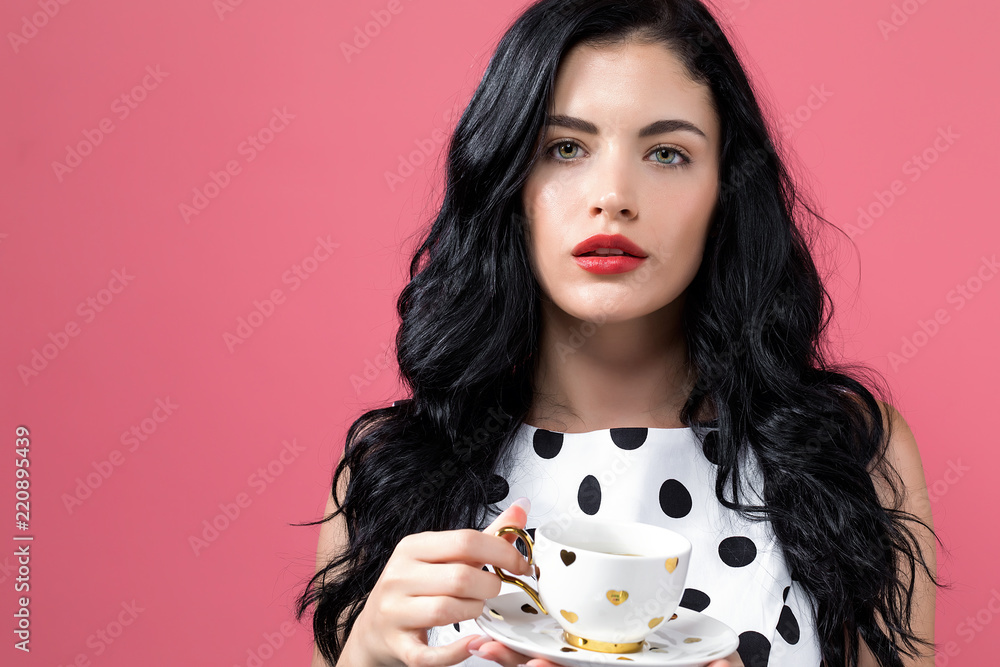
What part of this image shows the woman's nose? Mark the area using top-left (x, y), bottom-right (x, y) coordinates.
top-left (588, 149), bottom-right (638, 220)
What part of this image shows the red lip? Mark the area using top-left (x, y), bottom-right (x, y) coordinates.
top-left (571, 234), bottom-right (648, 258)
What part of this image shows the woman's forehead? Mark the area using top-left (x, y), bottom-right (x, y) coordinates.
top-left (548, 41), bottom-right (718, 138)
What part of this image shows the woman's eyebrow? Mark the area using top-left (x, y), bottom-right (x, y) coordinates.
top-left (544, 114), bottom-right (707, 140)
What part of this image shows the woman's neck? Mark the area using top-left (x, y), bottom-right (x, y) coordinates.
top-left (528, 298), bottom-right (699, 432)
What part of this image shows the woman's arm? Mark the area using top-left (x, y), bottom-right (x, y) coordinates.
top-left (311, 452), bottom-right (379, 666)
top-left (858, 401), bottom-right (937, 667)
top-left (311, 468), bottom-right (347, 666)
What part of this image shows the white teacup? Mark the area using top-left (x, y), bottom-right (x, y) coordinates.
top-left (491, 516), bottom-right (692, 653)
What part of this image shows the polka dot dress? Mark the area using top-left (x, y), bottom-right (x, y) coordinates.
top-left (427, 423), bottom-right (823, 666)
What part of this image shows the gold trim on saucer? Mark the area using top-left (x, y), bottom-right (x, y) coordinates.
top-left (563, 631), bottom-right (645, 653)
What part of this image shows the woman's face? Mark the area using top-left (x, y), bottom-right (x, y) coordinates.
top-left (522, 40), bottom-right (721, 325)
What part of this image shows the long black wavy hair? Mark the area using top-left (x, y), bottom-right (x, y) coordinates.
top-left (295, 1), bottom-right (945, 664)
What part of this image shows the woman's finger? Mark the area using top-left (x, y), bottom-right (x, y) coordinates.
top-left (471, 639), bottom-right (560, 667)
top-left (483, 498), bottom-right (531, 537)
top-left (397, 560), bottom-right (504, 601)
top-left (392, 631), bottom-right (487, 667)
top-left (387, 594), bottom-right (487, 632)
top-left (403, 524), bottom-right (531, 576)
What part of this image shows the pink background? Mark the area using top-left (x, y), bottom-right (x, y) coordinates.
top-left (1, 0), bottom-right (997, 664)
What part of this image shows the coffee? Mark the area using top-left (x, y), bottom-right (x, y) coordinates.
top-left (565, 539), bottom-right (645, 556)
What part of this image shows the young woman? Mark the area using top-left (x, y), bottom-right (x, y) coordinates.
top-left (297, 1), bottom-right (943, 665)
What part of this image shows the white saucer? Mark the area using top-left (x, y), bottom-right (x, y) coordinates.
top-left (474, 589), bottom-right (739, 666)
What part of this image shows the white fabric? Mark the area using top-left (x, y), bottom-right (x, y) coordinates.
top-left (427, 423), bottom-right (823, 666)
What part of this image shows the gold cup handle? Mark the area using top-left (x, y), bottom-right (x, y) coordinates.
top-left (489, 526), bottom-right (548, 615)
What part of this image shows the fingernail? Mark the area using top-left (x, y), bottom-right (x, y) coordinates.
top-left (511, 496), bottom-right (531, 513)
top-left (467, 634), bottom-right (490, 651)
top-left (470, 649), bottom-right (488, 658)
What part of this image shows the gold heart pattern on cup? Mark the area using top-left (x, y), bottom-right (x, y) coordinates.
top-left (552, 548), bottom-right (679, 633)
top-left (606, 589), bottom-right (629, 605)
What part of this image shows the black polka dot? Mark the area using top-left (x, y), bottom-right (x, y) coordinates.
top-left (719, 536), bottom-right (757, 567)
top-left (512, 527), bottom-right (535, 559)
top-left (776, 605), bottom-right (800, 644)
top-left (701, 429), bottom-right (722, 465)
top-left (658, 479), bottom-right (693, 518)
top-left (533, 429), bottom-right (563, 459)
top-left (678, 588), bottom-right (711, 612)
top-left (453, 622), bottom-right (461, 632)
top-left (610, 427), bottom-right (647, 450)
top-left (486, 474), bottom-right (509, 504)
top-left (782, 585), bottom-right (790, 602)
top-left (737, 630), bottom-right (771, 667)
top-left (577, 475), bottom-right (601, 515)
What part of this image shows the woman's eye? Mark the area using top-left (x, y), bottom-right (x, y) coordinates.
top-left (551, 141), bottom-right (580, 160)
top-left (545, 140), bottom-right (689, 166)
top-left (652, 147), bottom-right (686, 165)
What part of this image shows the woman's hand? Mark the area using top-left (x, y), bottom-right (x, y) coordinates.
top-left (349, 497), bottom-right (549, 667)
